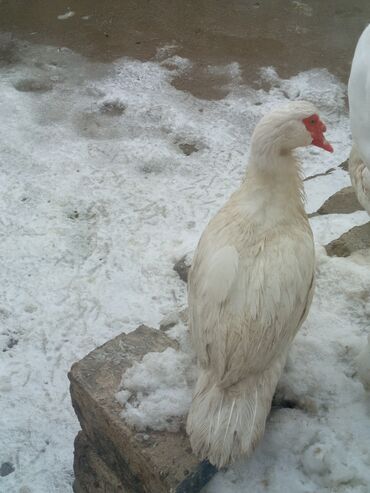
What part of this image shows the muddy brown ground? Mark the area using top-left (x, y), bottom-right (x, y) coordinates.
top-left (0, 0), bottom-right (369, 98)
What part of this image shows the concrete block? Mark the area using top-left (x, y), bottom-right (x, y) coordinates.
top-left (69, 325), bottom-right (217, 493)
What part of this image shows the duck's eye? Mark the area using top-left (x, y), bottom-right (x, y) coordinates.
top-left (310, 119), bottom-right (316, 125)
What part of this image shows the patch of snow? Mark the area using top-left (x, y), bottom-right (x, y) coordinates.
top-left (291, 1), bottom-right (313, 16)
top-left (117, 344), bottom-right (195, 432)
top-left (159, 311), bottom-right (180, 330)
top-left (115, 389), bottom-right (131, 405)
top-left (207, 62), bottom-right (242, 79)
top-left (310, 210), bottom-right (370, 245)
top-left (116, 320), bottom-right (195, 432)
top-left (301, 432), bottom-right (359, 488)
top-left (57, 10), bottom-right (75, 20)
top-left (155, 43), bottom-right (180, 61)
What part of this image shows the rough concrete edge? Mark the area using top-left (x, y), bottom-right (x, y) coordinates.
top-left (73, 430), bottom-right (133, 493)
top-left (70, 373), bottom-right (150, 492)
top-left (325, 221), bottom-right (370, 257)
top-left (68, 326), bottom-right (180, 493)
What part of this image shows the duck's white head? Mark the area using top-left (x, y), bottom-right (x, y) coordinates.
top-left (250, 101), bottom-right (333, 164)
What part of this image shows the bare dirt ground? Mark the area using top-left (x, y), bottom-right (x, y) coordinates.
top-left (0, 0), bottom-right (369, 99)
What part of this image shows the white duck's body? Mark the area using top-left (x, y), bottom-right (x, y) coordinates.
top-left (348, 24), bottom-right (370, 214)
top-left (349, 144), bottom-right (370, 214)
top-left (186, 101), bottom-right (332, 468)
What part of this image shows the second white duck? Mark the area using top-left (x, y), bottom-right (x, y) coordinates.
top-left (348, 24), bottom-right (370, 214)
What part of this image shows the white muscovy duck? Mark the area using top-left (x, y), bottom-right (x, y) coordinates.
top-left (348, 24), bottom-right (370, 214)
top-left (186, 101), bottom-right (333, 468)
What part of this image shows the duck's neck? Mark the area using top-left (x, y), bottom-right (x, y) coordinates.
top-left (240, 150), bottom-right (306, 223)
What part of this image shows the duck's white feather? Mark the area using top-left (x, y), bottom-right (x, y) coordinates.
top-left (349, 145), bottom-right (370, 214)
top-left (203, 245), bottom-right (239, 304)
top-left (348, 25), bottom-right (370, 214)
top-left (349, 24), bottom-right (370, 169)
top-left (187, 102), bottom-right (317, 467)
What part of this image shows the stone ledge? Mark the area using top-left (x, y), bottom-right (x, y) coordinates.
top-left (325, 222), bottom-right (370, 257)
top-left (316, 186), bottom-right (363, 216)
top-left (69, 325), bottom-right (216, 493)
top-left (73, 431), bottom-right (132, 493)
top-left (173, 254), bottom-right (192, 283)
top-left (308, 186), bottom-right (364, 219)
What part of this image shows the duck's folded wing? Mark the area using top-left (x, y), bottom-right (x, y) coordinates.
top-left (188, 235), bottom-right (314, 387)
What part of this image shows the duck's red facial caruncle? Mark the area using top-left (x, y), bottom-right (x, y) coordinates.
top-left (303, 114), bottom-right (333, 153)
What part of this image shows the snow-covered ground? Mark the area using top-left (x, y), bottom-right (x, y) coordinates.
top-left (1, 37), bottom-right (370, 492)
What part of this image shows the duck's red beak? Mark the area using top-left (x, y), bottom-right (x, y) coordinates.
top-left (303, 114), bottom-right (333, 153)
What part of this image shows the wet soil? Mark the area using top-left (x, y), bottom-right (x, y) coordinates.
top-left (0, 0), bottom-right (369, 99)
